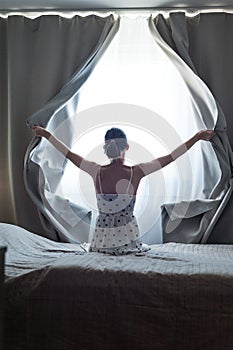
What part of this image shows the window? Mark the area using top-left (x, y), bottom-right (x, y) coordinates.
top-left (58, 15), bottom-right (217, 243)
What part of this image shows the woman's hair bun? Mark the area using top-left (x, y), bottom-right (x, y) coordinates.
top-left (104, 128), bottom-right (128, 159)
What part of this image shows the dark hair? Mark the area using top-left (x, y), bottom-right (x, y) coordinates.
top-left (104, 127), bottom-right (128, 159)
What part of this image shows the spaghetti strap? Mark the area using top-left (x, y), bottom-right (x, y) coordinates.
top-left (126, 166), bottom-right (133, 194)
top-left (98, 167), bottom-right (103, 194)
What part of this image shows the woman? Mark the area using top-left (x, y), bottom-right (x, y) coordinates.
top-left (32, 125), bottom-right (215, 254)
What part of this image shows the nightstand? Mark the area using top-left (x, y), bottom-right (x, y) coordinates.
top-left (0, 247), bottom-right (7, 350)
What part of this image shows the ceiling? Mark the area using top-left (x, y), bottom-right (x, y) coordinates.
top-left (0, 0), bottom-right (233, 11)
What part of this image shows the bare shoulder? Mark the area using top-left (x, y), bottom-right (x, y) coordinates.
top-left (132, 164), bottom-right (145, 179)
top-left (80, 159), bottom-right (100, 178)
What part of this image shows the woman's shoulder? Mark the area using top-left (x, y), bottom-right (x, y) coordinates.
top-left (132, 163), bottom-right (145, 175)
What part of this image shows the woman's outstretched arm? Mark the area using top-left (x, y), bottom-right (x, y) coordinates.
top-left (137, 130), bottom-right (215, 177)
top-left (31, 125), bottom-right (99, 177)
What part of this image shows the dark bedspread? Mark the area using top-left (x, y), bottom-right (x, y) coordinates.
top-left (1, 223), bottom-right (233, 350)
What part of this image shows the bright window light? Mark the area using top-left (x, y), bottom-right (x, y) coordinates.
top-left (59, 15), bottom-right (204, 243)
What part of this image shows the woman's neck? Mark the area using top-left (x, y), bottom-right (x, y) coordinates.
top-left (110, 157), bottom-right (124, 165)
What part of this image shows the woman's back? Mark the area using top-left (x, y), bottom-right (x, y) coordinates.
top-left (95, 160), bottom-right (143, 196)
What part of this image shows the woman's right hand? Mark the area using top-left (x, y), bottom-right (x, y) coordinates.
top-left (31, 125), bottom-right (50, 139)
top-left (196, 130), bottom-right (215, 141)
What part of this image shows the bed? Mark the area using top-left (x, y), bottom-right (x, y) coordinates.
top-left (1, 223), bottom-right (233, 350)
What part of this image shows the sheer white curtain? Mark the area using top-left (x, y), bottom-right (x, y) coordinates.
top-left (59, 14), bottom-right (221, 244)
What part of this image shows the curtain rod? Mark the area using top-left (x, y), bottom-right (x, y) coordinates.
top-left (1, 6), bottom-right (233, 13)
top-left (1, 6), bottom-right (233, 17)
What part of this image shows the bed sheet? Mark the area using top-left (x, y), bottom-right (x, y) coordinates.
top-left (1, 223), bottom-right (233, 350)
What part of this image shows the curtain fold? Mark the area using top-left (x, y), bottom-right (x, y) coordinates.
top-left (150, 12), bottom-right (233, 243)
top-left (24, 13), bottom-right (119, 242)
top-left (0, 13), bottom-right (119, 240)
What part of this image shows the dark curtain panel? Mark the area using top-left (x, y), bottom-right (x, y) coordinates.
top-left (150, 12), bottom-right (233, 243)
top-left (24, 14), bottom-right (119, 242)
top-left (0, 13), bottom-right (119, 240)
